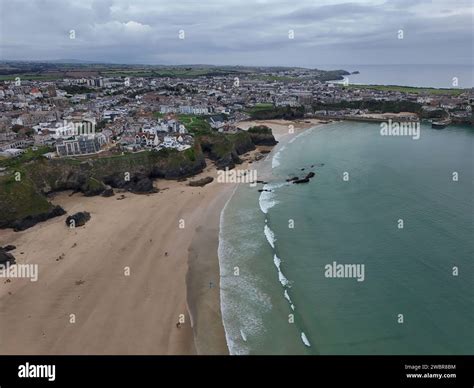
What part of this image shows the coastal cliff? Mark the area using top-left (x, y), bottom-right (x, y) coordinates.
top-left (0, 144), bottom-right (205, 230)
top-left (0, 127), bottom-right (277, 231)
top-left (197, 127), bottom-right (276, 169)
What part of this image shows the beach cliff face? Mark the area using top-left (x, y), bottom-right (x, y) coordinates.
top-left (0, 128), bottom-right (277, 231)
top-left (0, 145), bottom-right (205, 230)
top-left (198, 132), bottom-right (255, 169)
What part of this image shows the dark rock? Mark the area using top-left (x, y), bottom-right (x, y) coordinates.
top-left (247, 126), bottom-right (278, 146)
top-left (131, 176), bottom-right (156, 194)
top-left (103, 173), bottom-right (130, 189)
top-left (11, 206), bottom-right (67, 232)
top-left (233, 138), bottom-right (256, 155)
top-left (65, 212), bottom-right (91, 227)
top-left (2, 245), bottom-right (16, 252)
top-left (286, 177), bottom-right (299, 182)
top-left (81, 177), bottom-right (106, 196)
top-left (188, 176), bottom-right (214, 187)
top-left (104, 173), bottom-right (157, 194)
top-left (215, 153), bottom-right (240, 170)
top-left (293, 178), bottom-right (310, 184)
top-left (0, 248), bottom-right (16, 265)
top-left (292, 172), bottom-right (315, 184)
top-left (101, 186), bottom-right (114, 197)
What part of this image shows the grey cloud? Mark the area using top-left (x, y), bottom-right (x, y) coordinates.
top-left (0, 0), bottom-right (472, 65)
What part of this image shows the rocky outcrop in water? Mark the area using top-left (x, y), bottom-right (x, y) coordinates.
top-left (292, 172), bottom-right (316, 184)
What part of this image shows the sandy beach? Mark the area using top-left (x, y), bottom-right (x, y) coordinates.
top-left (238, 118), bottom-right (325, 141)
top-left (0, 160), bottom-right (232, 354)
top-left (0, 119), bottom-right (318, 355)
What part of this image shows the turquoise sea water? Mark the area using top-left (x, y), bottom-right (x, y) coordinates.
top-left (219, 121), bottom-right (473, 355)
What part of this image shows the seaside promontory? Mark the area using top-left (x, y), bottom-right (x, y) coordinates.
top-left (0, 126), bottom-right (277, 231)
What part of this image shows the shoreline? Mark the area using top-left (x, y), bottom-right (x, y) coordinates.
top-left (215, 119), bottom-right (323, 354)
top-left (0, 120), bottom-right (313, 355)
top-left (186, 183), bottom-right (235, 354)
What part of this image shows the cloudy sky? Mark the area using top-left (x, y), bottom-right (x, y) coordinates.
top-left (0, 0), bottom-right (472, 66)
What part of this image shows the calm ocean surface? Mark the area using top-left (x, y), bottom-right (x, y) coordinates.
top-left (318, 64), bottom-right (474, 88)
top-left (219, 121), bottom-right (473, 355)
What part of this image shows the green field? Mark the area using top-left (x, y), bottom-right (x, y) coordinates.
top-left (177, 114), bottom-right (211, 133)
top-left (0, 146), bottom-right (53, 169)
top-left (245, 103), bottom-right (275, 115)
top-left (250, 74), bottom-right (297, 82)
top-left (103, 67), bottom-right (242, 79)
top-left (0, 74), bottom-right (63, 81)
top-left (153, 112), bottom-right (212, 133)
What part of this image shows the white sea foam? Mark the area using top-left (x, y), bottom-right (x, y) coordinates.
top-left (272, 145), bottom-right (286, 169)
top-left (288, 125), bottom-right (317, 144)
top-left (301, 332), bottom-right (311, 347)
top-left (218, 127), bottom-right (318, 354)
top-left (240, 329), bottom-right (247, 342)
top-left (220, 272), bottom-right (272, 355)
top-left (219, 186), bottom-right (273, 355)
top-left (272, 151), bottom-right (281, 168)
top-left (264, 224), bottom-right (276, 249)
top-left (273, 254), bottom-right (289, 287)
top-left (258, 181), bottom-right (287, 214)
top-left (284, 290), bottom-right (295, 310)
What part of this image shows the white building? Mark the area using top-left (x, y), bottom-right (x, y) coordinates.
top-left (0, 148), bottom-right (25, 158)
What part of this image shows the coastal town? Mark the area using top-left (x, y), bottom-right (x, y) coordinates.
top-left (0, 64), bottom-right (472, 160)
top-left (0, 0), bottom-right (472, 374)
